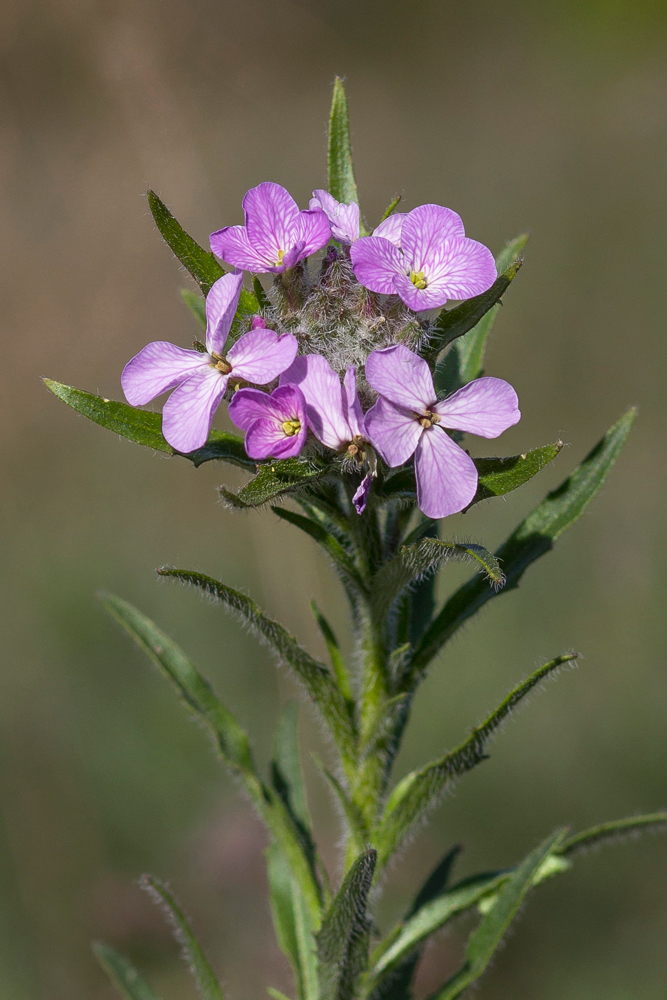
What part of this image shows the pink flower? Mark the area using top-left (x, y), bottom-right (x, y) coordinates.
top-left (309, 190), bottom-right (360, 244)
top-left (210, 182), bottom-right (331, 274)
top-left (364, 345), bottom-right (521, 519)
top-left (350, 204), bottom-right (496, 311)
top-left (121, 271), bottom-right (298, 454)
top-left (229, 384), bottom-right (307, 460)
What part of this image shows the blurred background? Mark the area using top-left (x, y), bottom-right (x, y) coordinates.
top-left (1, 0), bottom-right (667, 997)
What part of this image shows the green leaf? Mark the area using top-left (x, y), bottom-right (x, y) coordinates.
top-left (148, 190), bottom-right (225, 295)
top-left (141, 876), bottom-right (224, 1000)
top-left (180, 288), bottom-right (207, 329)
top-left (310, 602), bottom-right (353, 703)
top-left (317, 849), bottom-right (377, 1000)
top-left (220, 459), bottom-right (330, 508)
top-left (432, 829), bottom-right (567, 1000)
top-left (271, 507), bottom-right (368, 596)
top-left (266, 845), bottom-right (319, 1000)
top-left (420, 258), bottom-right (523, 367)
top-left (375, 654), bottom-right (577, 868)
top-left (187, 430), bottom-right (257, 469)
top-left (328, 77), bottom-right (359, 207)
top-left (494, 232), bottom-right (530, 275)
top-left (253, 275), bottom-right (271, 309)
top-left (408, 408), bottom-right (636, 683)
top-left (377, 195), bottom-right (401, 226)
top-left (468, 441), bottom-right (563, 507)
top-left (316, 760), bottom-right (369, 857)
top-left (156, 569), bottom-right (357, 758)
top-left (273, 702), bottom-right (311, 834)
top-left (559, 812), bottom-right (667, 856)
top-left (93, 942), bottom-right (163, 1000)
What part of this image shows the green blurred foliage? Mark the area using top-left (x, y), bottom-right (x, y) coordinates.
top-left (0, 0), bottom-right (666, 997)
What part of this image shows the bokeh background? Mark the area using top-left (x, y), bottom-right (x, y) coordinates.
top-left (2, 0), bottom-right (667, 997)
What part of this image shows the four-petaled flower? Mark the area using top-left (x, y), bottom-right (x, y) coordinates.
top-left (210, 182), bottom-right (332, 274)
top-left (364, 345), bottom-right (520, 519)
top-left (121, 271), bottom-right (298, 454)
top-left (350, 204), bottom-right (497, 311)
top-left (309, 190), bottom-right (360, 244)
top-left (229, 384), bottom-right (307, 459)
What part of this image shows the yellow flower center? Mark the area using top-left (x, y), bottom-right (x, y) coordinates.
top-left (347, 434), bottom-right (365, 458)
top-left (409, 269), bottom-right (427, 289)
top-left (281, 418), bottom-right (301, 437)
top-left (209, 352), bottom-right (232, 374)
top-left (419, 410), bottom-right (440, 429)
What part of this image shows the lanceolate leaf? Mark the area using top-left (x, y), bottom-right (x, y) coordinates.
top-left (559, 812), bottom-right (667, 856)
top-left (271, 507), bottom-right (368, 596)
top-left (467, 442), bottom-right (563, 507)
top-left (148, 190), bottom-right (225, 294)
top-left (317, 849), bottom-right (377, 1000)
top-left (156, 569), bottom-right (357, 758)
top-left (181, 288), bottom-right (207, 329)
top-left (375, 654), bottom-right (577, 868)
top-left (266, 844), bottom-right (319, 1000)
top-left (93, 942), bottom-right (163, 1000)
top-left (408, 408), bottom-right (636, 684)
top-left (310, 602), bottom-right (354, 703)
top-left (273, 702), bottom-right (311, 834)
top-left (43, 380), bottom-right (256, 470)
top-left (432, 830), bottom-right (567, 1000)
top-left (328, 77), bottom-right (359, 207)
top-left (220, 459), bottom-right (330, 508)
top-left (377, 195), bottom-right (401, 225)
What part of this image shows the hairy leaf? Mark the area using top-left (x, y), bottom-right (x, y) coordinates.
top-left (93, 942), bottom-right (163, 1000)
top-left (318, 763), bottom-right (369, 857)
top-left (220, 459), bottom-right (330, 508)
top-left (266, 845), bottom-right (319, 1000)
top-left (408, 408), bottom-right (635, 683)
top-left (328, 77), bottom-right (359, 207)
top-left (271, 507), bottom-right (368, 596)
top-left (273, 702), bottom-right (311, 834)
top-left (375, 654), bottom-right (577, 867)
top-left (180, 288), bottom-right (207, 329)
top-left (253, 275), bottom-right (271, 309)
top-left (156, 569), bottom-right (357, 757)
top-left (467, 442), bottom-right (563, 508)
top-left (317, 849), bottom-right (377, 1000)
top-left (559, 812), bottom-right (667, 856)
top-left (377, 195), bottom-right (401, 225)
top-left (148, 190), bottom-right (225, 295)
top-left (311, 602), bottom-right (353, 703)
top-left (141, 876), bottom-right (224, 1000)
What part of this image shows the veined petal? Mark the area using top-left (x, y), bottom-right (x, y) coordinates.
top-left (433, 376), bottom-right (521, 437)
top-left (161, 367), bottom-right (227, 453)
top-left (400, 204), bottom-right (465, 271)
top-left (210, 225), bottom-right (272, 271)
top-left (231, 384), bottom-right (307, 460)
top-left (343, 366), bottom-right (365, 438)
top-left (424, 237), bottom-right (497, 300)
top-left (227, 329), bottom-right (298, 384)
top-left (244, 182), bottom-right (300, 262)
top-left (352, 472), bottom-right (373, 514)
top-left (280, 354), bottom-right (350, 449)
top-left (350, 236), bottom-right (405, 294)
top-left (415, 426), bottom-right (478, 519)
top-left (365, 344), bottom-right (435, 411)
top-left (205, 270), bottom-right (244, 354)
top-left (122, 342), bottom-right (208, 406)
top-left (294, 208), bottom-right (332, 258)
top-left (365, 396), bottom-right (422, 467)
top-left (311, 191), bottom-right (359, 243)
top-left (392, 271), bottom-right (450, 311)
top-left (372, 213), bottom-right (406, 247)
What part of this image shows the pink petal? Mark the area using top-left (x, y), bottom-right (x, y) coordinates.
top-left (343, 366), bottom-right (365, 438)
top-left (415, 427), bottom-right (478, 519)
top-left (350, 236), bottom-right (405, 295)
top-left (294, 208), bottom-right (332, 258)
top-left (424, 237), bottom-right (497, 301)
top-left (227, 328), bottom-right (298, 384)
top-left (392, 271), bottom-right (450, 311)
top-left (205, 271), bottom-right (244, 355)
top-left (364, 396), bottom-right (423, 467)
top-left (433, 376), bottom-right (521, 438)
top-left (310, 190), bottom-right (338, 216)
top-left (280, 354), bottom-right (350, 449)
top-left (400, 204), bottom-right (465, 271)
top-left (210, 225), bottom-right (271, 271)
top-left (352, 472), bottom-right (373, 514)
top-left (243, 182), bottom-right (300, 262)
top-left (311, 191), bottom-right (359, 243)
top-left (231, 384), bottom-right (307, 460)
top-left (228, 387), bottom-right (275, 430)
top-left (122, 342), bottom-right (208, 406)
top-left (365, 345), bottom-right (435, 412)
top-left (372, 213), bottom-right (406, 247)
top-left (161, 367), bottom-right (227, 453)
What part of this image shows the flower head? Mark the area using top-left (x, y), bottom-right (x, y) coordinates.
top-left (310, 190), bottom-right (360, 244)
top-left (121, 271), bottom-right (298, 454)
top-left (350, 204), bottom-right (496, 311)
top-left (229, 384), bottom-right (307, 459)
top-left (210, 182), bottom-right (331, 274)
top-left (364, 345), bottom-right (520, 519)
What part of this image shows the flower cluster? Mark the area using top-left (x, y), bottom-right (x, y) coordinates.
top-left (123, 182), bottom-right (519, 518)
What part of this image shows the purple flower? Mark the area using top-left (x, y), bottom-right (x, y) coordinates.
top-left (364, 345), bottom-right (521, 520)
top-left (121, 271), bottom-right (298, 454)
top-left (210, 182), bottom-right (331, 274)
top-left (310, 190), bottom-right (360, 244)
top-left (229, 384), bottom-right (307, 460)
top-left (350, 204), bottom-right (496, 311)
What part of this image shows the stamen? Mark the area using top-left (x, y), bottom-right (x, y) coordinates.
top-left (276, 249), bottom-right (286, 265)
top-left (281, 418), bottom-right (301, 437)
top-left (409, 269), bottom-right (427, 290)
top-left (209, 351), bottom-right (232, 374)
top-left (418, 409), bottom-right (441, 429)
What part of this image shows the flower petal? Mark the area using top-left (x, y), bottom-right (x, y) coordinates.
top-left (350, 236), bottom-right (405, 294)
top-left (365, 344), bottom-right (435, 412)
top-left (415, 426), bottom-right (478, 519)
top-left (231, 384), bottom-right (307, 460)
top-left (205, 271), bottom-right (244, 354)
top-left (280, 354), bottom-right (350, 450)
top-left (226, 328), bottom-right (298, 385)
top-left (161, 367), bottom-right (227, 453)
top-left (294, 209), bottom-right (332, 258)
top-left (210, 225), bottom-right (271, 271)
top-left (364, 396), bottom-right (422, 467)
top-left (433, 376), bottom-right (521, 438)
top-left (343, 366), bottom-right (365, 438)
top-left (352, 472), bottom-right (373, 514)
top-left (122, 342), bottom-right (208, 406)
top-left (311, 190), bottom-right (359, 243)
top-left (392, 271), bottom-right (450, 311)
top-left (372, 213), bottom-right (406, 247)
top-left (424, 237), bottom-right (497, 300)
top-left (244, 182), bottom-right (300, 262)
top-left (400, 204), bottom-right (465, 271)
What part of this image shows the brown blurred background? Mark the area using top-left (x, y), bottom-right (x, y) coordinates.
top-left (1, 0), bottom-right (667, 997)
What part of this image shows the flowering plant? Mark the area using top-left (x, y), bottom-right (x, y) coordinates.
top-left (45, 79), bottom-right (665, 1000)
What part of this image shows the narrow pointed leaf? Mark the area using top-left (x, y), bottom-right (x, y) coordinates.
top-left (273, 703), bottom-right (311, 833)
top-left (156, 569), bottom-right (357, 757)
top-left (141, 876), bottom-right (224, 1000)
top-left (220, 459), bottom-right (330, 508)
top-left (317, 849), bottom-right (377, 1000)
top-left (310, 602), bottom-right (353, 703)
top-left (93, 942), bottom-right (163, 1000)
top-left (432, 829), bottom-right (567, 1000)
top-left (409, 408), bottom-right (635, 683)
top-left (148, 189), bottom-right (225, 295)
top-left (266, 844), bottom-right (319, 1000)
top-left (376, 654), bottom-right (577, 867)
top-left (253, 275), bottom-right (271, 309)
top-left (271, 507), bottom-right (368, 596)
top-left (181, 288), bottom-right (207, 329)
top-left (559, 812), bottom-right (667, 856)
top-left (317, 762), bottom-right (369, 856)
top-left (467, 442), bottom-right (563, 507)
top-left (328, 77), bottom-right (359, 206)
top-left (377, 195), bottom-right (401, 225)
